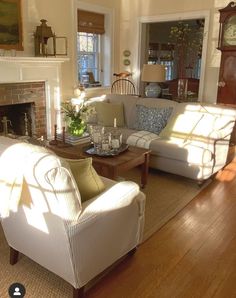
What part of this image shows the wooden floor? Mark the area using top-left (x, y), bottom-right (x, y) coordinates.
top-left (86, 151), bottom-right (236, 298)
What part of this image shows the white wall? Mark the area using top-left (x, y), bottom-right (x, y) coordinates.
top-left (119, 0), bottom-right (230, 103)
top-left (17, 0), bottom-right (229, 103)
top-left (19, 0), bottom-right (120, 100)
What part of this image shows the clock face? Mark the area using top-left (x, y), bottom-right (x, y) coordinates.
top-left (223, 15), bottom-right (236, 46)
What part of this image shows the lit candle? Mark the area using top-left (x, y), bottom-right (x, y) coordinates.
top-left (114, 118), bottom-right (117, 128)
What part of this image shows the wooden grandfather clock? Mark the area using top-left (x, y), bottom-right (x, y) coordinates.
top-left (217, 2), bottom-right (236, 104)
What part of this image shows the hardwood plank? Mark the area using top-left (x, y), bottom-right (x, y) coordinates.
top-left (86, 156), bottom-right (236, 298)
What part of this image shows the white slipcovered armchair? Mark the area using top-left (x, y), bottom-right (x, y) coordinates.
top-left (0, 137), bottom-right (145, 297)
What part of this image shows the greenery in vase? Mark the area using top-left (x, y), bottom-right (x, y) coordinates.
top-left (61, 98), bottom-right (94, 137)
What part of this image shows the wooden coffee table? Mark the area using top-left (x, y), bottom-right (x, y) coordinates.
top-left (47, 142), bottom-right (150, 188)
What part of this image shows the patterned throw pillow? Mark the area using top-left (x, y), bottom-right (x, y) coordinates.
top-left (135, 105), bottom-right (173, 134)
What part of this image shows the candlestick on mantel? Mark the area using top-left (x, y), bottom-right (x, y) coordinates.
top-left (114, 118), bottom-right (117, 128)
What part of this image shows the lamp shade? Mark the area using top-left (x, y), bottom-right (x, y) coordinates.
top-left (141, 64), bottom-right (166, 82)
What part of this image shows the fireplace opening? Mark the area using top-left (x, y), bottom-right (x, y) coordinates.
top-left (0, 81), bottom-right (47, 138)
top-left (0, 103), bottom-right (35, 136)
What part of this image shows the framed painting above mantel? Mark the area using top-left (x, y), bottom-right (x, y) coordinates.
top-left (0, 0), bottom-right (23, 50)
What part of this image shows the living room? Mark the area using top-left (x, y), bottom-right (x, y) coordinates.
top-left (1, 0), bottom-right (236, 297)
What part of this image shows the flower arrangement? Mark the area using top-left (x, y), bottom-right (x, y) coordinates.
top-left (61, 97), bottom-right (94, 136)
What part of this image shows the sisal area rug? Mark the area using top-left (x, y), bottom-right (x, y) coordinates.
top-left (121, 167), bottom-right (209, 242)
top-left (0, 167), bottom-right (209, 297)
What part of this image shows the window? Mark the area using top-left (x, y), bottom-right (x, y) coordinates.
top-left (77, 9), bottom-right (109, 89)
top-left (77, 32), bottom-right (102, 87)
top-left (160, 60), bottom-right (174, 81)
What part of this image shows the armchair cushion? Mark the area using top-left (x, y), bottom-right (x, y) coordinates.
top-left (65, 157), bottom-right (105, 202)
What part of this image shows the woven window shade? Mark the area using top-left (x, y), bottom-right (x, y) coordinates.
top-left (78, 10), bottom-right (105, 34)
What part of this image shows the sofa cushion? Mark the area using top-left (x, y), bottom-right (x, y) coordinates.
top-left (105, 94), bottom-right (139, 129)
top-left (159, 112), bottom-right (204, 140)
top-left (134, 105), bottom-right (173, 134)
top-left (95, 101), bottom-right (125, 127)
top-left (85, 95), bottom-right (108, 124)
top-left (150, 138), bottom-right (213, 165)
top-left (65, 157), bottom-right (105, 202)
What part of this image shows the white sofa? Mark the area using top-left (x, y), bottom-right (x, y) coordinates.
top-left (0, 136), bottom-right (145, 297)
top-left (89, 94), bottom-right (236, 182)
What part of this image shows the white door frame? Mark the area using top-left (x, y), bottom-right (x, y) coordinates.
top-left (136, 10), bottom-right (210, 101)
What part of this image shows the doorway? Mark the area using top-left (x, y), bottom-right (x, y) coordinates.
top-left (137, 11), bottom-right (210, 100)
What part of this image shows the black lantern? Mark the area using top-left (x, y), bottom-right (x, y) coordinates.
top-left (34, 19), bottom-right (56, 57)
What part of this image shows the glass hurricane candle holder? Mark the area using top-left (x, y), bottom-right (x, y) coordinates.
top-left (91, 125), bottom-right (104, 154)
top-left (101, 132), bottom-right (112, 154)
top-left (111, 130), bottom-right (122, 153)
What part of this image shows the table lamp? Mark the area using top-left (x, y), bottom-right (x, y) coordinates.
top-left (141, 64), bottom-right (166, 98)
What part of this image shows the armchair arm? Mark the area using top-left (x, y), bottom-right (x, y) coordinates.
top-left (75, 181), bottom-right (141, 231)
top-left (66, 180), bottom-right (145, 288)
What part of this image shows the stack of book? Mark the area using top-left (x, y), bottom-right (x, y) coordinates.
top-left (57, 132), bottom-right (91, 145)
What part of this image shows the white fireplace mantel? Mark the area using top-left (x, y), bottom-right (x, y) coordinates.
top-left (0, 56), bottom-right (69, 138)
top-left (0, 56), bottom-right (69, 63)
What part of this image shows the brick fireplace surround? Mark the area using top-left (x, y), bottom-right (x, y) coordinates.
top-left (0, 82), bottom-right (46, 137)
top-left (0, 56), bottom-right (69, 139)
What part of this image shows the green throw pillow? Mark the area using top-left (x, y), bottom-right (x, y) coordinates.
top-left (65, 158), bottom-right (105, 202)
top-left (95, 101), bottom-right (125, 127)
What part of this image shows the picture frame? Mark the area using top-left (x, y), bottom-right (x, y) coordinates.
top-left (55, 37), bottom-right (68, 56)
top-left (0, 0), bottom-right (23, 50)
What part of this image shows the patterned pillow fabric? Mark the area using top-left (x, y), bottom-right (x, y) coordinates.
top-left (135, 105), bottom-right (173, 134)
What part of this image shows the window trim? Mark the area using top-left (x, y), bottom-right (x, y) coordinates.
top-left (73, 1), bottom-right (114, 90)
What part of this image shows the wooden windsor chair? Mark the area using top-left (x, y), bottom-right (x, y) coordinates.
top-left (111, 72), bottom-right (137, 95)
